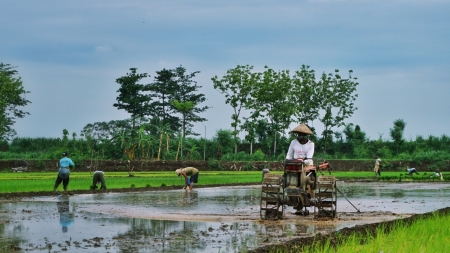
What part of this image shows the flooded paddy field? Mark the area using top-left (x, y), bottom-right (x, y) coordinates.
top-left (1, 181), bottom-right (450, 253)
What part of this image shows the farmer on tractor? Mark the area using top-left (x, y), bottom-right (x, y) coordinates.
top-left (286, 123), bottom-right (315, 165)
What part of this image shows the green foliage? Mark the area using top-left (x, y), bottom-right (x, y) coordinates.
top-left (0, 63), bottom-right (31, 141)
top-left (390, 119), bottom-right (406, 155)
top-left (241, 162), bottom-right (255, 171)
top-left (113, 68), bottom-right (151, 126)
top-left (211, 65), bottom-right (257, 154)
top-left (208, 159), bottom-right (225, 171)
top-left (296, 211), bottom-right (450, 253)
top-left (0, 139), bottom-right (8, 151)
top-left (214, 129), bottom-right (235, 156)
top-left (251, 149), bottom-right (266, 161)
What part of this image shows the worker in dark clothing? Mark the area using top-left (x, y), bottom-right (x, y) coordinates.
top-left (90, 171), bottom-right (107, 190)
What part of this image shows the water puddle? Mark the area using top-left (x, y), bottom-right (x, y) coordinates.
top-left (1, 182), bottom-right (449, 252)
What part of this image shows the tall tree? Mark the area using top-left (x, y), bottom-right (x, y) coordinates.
top-left (317, 69), bottom-right (359, 150)
top-left (0, 63), bottom-right (31, 140)
top-left (390, 119), bottom-right (406, 155)
top-left (249, 66), bottom-right (293, 156)
top-left (113, 68), bottom-right (152, 129)
top-left (290, 65), bottom-right (321, 124)
top-left (211, 65), bottom-right (259, 154)
top-left (172, 66), bottom-right (209, 138)
top-left (147, 68), bottom-right (180, 132)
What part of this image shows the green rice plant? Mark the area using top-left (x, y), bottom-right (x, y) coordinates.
top-left (0, 171), bottom-right (270, 193)
top-left (289, 213), bottom-right (450, 253)
top-left (0, 171), bottom-right (446, 194)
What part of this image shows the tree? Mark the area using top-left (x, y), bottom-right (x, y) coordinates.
top-left (214, 129), bottom-right (235, 159)
top-left (342, 124), bottom-right (368, 158)
top-left (212, 65), bottom-right (259, 154)
top-left (249, 66), bottom-right (293, 156)
top-left (170, 66), bottom-right (209, 157)
top-left (0, 63), bottom-right (31, 140)
top-left (113, 68), bottom-right (152, 129)
top-left (241, 118), bottom-right (256, 154)
top-left (290, 65), bottom-right (321, 124)
top-left (317, 69), bottom-right (359, 151)
top-left (172, 66), bottom-right (209, 138)
top-left (147, 68), bottom-right (180, 132)
top-left (390, 119), bottom-right (406, 155)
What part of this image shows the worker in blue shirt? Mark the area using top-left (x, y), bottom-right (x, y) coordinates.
top-left (54, 152), bottom-right (74, 193)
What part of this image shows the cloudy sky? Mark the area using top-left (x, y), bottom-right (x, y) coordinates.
top-left (1, 0), bottom-right (449, 141)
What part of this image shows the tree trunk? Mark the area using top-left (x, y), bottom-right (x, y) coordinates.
top-left (157, 132), bottom-right (163, 160)
top-left (273, 131), bottom-right (277, 156)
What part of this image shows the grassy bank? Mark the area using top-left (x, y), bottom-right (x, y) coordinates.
top-left (268, 211), bottom-right (450, 253)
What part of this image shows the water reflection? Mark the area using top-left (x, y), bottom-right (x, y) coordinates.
top-left (56, 196), bottom-right (74, 233)
top-left (1, 183), bottom-right (450, 252)
top-left (182, 190), bottom-right (198, 205)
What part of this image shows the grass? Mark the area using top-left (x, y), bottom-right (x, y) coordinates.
top-left (0, 171), bottom-right (270, 193)
top-left (0, 170), bottom-right (446, 194)
top-left (291, 212), bottom-right (450, 253)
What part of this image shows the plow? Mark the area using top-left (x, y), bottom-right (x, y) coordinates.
top-left (260, 159), bottom-right (339, 220)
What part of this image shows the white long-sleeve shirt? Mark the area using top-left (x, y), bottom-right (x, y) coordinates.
top-left (286, 139), bottom-right (315, 164)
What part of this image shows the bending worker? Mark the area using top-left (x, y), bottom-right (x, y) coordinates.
top-left (175, 167), bottom-right (199, 190)
top-left (406, 167), bottom-right (419, 176)
top-left (91, 171), bottom-right (107, 190)
top-left (286, 124), bottom-right (315, 165)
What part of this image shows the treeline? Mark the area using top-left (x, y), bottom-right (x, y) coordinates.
top-left (2, 63), bottom-right (450, 171)
top-left (1, 119), bottom-right (449, 171)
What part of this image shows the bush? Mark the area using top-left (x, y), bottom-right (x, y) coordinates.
top-left (208, 159), bottom-right (225, 170)
top-left (0, 140), bottom-right (8, 152)
top-left (251, 149), bottom-right (265, 161)
top-left (242, 162), bottom-right (254, 171)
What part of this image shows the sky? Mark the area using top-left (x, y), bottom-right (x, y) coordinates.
top-left (1, 0), bottom-right (449, 142)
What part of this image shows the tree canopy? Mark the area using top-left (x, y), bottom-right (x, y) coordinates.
top-left (0, 63), bottom-right (31, 140)
top-left (212, 64), bottom-right (359, 157)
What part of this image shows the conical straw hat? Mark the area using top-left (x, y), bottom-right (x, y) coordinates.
top-left (291, 124), bottom-right (313, 135)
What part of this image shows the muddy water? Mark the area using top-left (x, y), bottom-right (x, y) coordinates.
top-left (1, 182), bottom-right (449, 253)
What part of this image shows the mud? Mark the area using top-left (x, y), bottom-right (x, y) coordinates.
top-left (1, 182), bottom-right (450, 253)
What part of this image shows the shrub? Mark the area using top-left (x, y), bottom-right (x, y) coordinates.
top-left (242, 162), bottom-right (254, 171)
top-left (0, 140), bottom-right (9, 152)
top-left (251, 149), bottom-right (265, 161)
top-left (208, 159), bottom-right (225, 170)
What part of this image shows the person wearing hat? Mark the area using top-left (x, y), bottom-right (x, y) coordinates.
top-left (54, 152), bottom-right (74, 193)
top-left (286, 124), bottom-right (315, 165)
top-left (90, 171), bottom-right (107, 190)
top-left (175, 167), bottom-right (199, 190)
